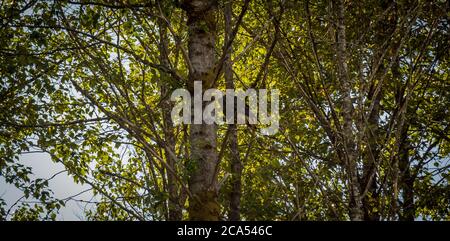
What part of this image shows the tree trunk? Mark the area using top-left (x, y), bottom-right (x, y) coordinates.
top-left (182, 0), bottom-right (220, 221)
top-left (335, 0), bottom-right (364, 221)
top-left (224, 1), bottom-right (242, 221)
top-left (394, 54), bottom-right (415, 220)
top-left (399, 124), bottom-right (414, 221)
top-left (158, 15), bottom-right (182, 220)
top-left (361, 88), bottom-right (381, 221)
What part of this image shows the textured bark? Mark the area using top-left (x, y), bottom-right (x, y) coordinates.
top-left (399, 124), bottom-right (414, 221)
top-left (182, 0), bottom-right (220, 221)
top-left (158, 15), bottom-right (182, 220)
top-left (224, 1), bottom-right (242, 221)
top-left (335, 0), bottom-right (363, 221)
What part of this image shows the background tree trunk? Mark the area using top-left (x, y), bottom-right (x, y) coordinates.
top-left (335, 0), bottom-right (364, 221)
top-left (183, 0), bottom-right (220, 221)
top-left (158, 14), bottom-right (182, 220)
top-left (224, 1), bottom-right (242, 221)
top-left (399, 124), bottom-right (415, 221)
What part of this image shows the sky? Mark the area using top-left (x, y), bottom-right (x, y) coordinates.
top-left (0, 152), bottom-right (94, 220)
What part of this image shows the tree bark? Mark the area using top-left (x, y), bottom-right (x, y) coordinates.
top-left (399, 124), bottom-right (414, 221)
top-left (394, 54), bottom-right (415, 220)
top-left (335, 0), bottom-right (364, 221)
top-left (158, 15), bottom-right (182, 220)
top-left (224, 1), bottom-right (242, 221)
top-left (182, 0), bottom-right (220, 221)
top-left (361, 87), bottom-right (381, 221)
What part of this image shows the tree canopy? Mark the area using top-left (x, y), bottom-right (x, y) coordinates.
top-left (0, 0), bottom-right (449, 220)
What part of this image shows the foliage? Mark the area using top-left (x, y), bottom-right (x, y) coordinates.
top-left (0, 0), bottom-right (448, 220)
